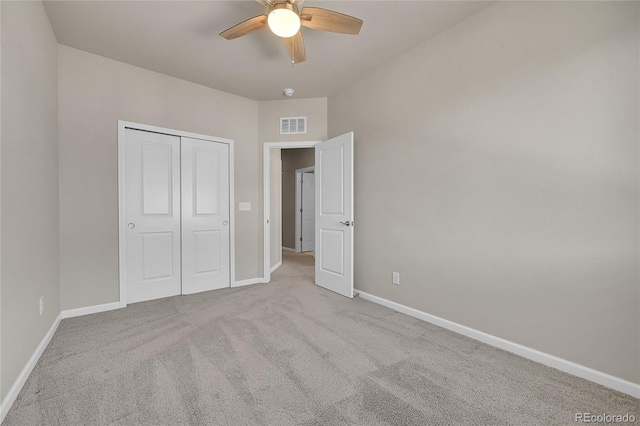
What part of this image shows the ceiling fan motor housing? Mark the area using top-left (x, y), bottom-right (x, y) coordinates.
top-left (271, 2), bottom-right (299, 14)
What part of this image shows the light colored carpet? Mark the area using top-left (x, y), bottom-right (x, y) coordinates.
top-left (4, 252), bottom-right (639, 425)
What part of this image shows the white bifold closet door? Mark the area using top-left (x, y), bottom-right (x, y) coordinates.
top-left (124, 129), bottom-right (230, 304)
top-left (180, 137), bottom-right (230, 295)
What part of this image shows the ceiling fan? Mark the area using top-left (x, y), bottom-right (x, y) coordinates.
top-left (219, 0), bottom-right (363, 65)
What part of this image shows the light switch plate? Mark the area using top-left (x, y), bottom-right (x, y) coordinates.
top-left (239, 202), bottom-right (251, 211)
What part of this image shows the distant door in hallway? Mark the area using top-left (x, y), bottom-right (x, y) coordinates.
top-left (301, 171), bottom-right (315, 252)
top-left (315, 132), bottom-right (354, 298)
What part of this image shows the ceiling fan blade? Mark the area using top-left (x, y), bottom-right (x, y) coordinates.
top-left (255, 0), bottom-right (273, 6)
top-left (219, 15), bottom-right (268, 40)
top-left (282, 31), bottom-right (306, 64)
top-left (300, 7), bottom-right (363, 35)
top-left (291, 0), bottom-right (305, 8)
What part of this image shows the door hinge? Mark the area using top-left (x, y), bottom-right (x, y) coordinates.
top-left (300, 208), bottom-right (303, 212)
top-left (300, 237), bottom-right (303, 241)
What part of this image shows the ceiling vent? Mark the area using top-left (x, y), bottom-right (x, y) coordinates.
top-left (280, 117), bottom-right (307, 135)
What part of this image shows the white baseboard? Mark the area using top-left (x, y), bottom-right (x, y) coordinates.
top-left (233, 278), bottom-right (265, 288)
top-left (61, 301), bottom-right (122, 319)
top-left (270, 260), bottom-right (283, 273)
top-left (0, 312), bottom-right (62, 423)
top-left (282, 247), bottom-right (296, 252)
top-left (356, 290), bottom-right (640, 399)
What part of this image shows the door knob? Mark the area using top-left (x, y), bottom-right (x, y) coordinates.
top-left (223, 220), bottom-right (229, 226)
top-left (339, 221), bottom-right (351, 227)
top-left (127, 223), bottom-right (135, 229)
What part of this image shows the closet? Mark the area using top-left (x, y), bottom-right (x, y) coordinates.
top-left (121, 125), bottom-right (232, 304)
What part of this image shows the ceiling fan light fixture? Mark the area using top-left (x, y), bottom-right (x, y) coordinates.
top-left (268, 4), bottom-right (300, 38)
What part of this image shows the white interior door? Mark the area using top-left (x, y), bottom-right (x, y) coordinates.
top-left (181, 137), bottom-right (230, 295)
top-left (124, 128), bottom-right (181, 304)
top-left (301, 172), bottom-right (315, 252)
top-left (315, 132), bottom-right (354, 298)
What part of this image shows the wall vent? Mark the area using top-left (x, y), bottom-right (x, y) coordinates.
top-left (280, 117), bottom-right (307, 135)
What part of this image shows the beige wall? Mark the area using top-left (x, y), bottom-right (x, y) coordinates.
top-left (258, 98), bottom-right (326, 275)
top-left (328, 1), bottom-right (639, 384)
top-left (58, 46), bottom-right (260, 310)
top-left (281, 149), bottom-right (314, 249)
top-left (1, 1), bottom-right (60, 400)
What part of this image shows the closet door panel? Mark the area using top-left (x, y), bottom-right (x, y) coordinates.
top-left (124, 129), bottom-right (182, 304)
top-left (181, 137), bottom-right (230, 294)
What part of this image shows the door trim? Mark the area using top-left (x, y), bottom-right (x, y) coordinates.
top-left (263, 141), bottom-right (320, 283)
top-left (118, 120), bottom-right (235, 307)
top-left (295, 166), bottom-right (315, 253)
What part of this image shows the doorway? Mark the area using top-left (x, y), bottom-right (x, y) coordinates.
top-left (262, 133), bottom-right (354, 298)
top-left (263, 141), bottom-right (319, 283)
top-left (118, 121), bottom-right (235, 306)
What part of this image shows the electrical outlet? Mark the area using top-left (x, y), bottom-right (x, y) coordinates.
top-left (392, 272), bottom-right (400, 285)
top-left (39, 297), bottom-right (44, 316)
top-left (239, 202), bottom-right (251, 211)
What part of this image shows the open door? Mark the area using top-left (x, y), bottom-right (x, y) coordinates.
top-left (315, 132), bottom-right (354, 298)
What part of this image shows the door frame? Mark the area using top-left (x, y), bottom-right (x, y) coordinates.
top-left (263, 141), bottom-right (320, 283)
top-left (118, 120), bottom-right (235, 308)
top-left (295, 166), bottom-right (315, 253)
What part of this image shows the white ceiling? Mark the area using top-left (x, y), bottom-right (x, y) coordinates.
top-left (43, 1), bottom-right (493, 101)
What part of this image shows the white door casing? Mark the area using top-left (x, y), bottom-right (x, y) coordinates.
top-left (301, 171), bottom-right (315, 252)
top-left (124, 128), bottom-right (182, 304)
top-left (181, 137), bottom-right (231, 295)
top-left (315, 132), bottom-right (354, 298)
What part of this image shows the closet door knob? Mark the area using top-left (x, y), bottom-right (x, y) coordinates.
top-left (127, 223), bottom-right (135, 229)
top-left (223, 221), bottom-right (229, 226)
